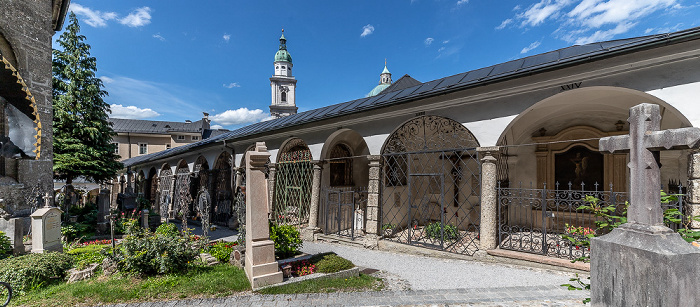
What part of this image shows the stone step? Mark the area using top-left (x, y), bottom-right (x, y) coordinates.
top-left (316, 234), bottom-right (367, 249)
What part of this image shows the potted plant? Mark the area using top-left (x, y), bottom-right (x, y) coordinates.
top-left (382, 224), bottom-right (396, 238)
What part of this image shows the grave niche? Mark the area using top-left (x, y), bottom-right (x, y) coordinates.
top-left (532, 126), bottom-right (627, 191)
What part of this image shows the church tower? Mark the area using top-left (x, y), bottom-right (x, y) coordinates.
top-left (270, 30), bottom-right (298, 119)
top-left (366, 60), bottom-right (393, 97)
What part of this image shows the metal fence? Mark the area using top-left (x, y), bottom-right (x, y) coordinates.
top-left (497, 182), bottom-right (685, 260)
top-left (320, 186), bottom-right (368, 240)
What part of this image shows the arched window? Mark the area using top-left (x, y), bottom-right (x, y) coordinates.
top-left (281, 92), bottom-right (287, 102)
top-left (330, 144), bottom-right (353, 186)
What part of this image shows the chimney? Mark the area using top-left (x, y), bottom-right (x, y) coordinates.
top-left (202, 112), bottom-right (211, 130)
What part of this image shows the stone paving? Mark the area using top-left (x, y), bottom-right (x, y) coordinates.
top-left (108, 285), bottom-right (588, 306)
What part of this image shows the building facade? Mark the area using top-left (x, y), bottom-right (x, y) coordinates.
top-left (122, 27), bottom-right (700, 260)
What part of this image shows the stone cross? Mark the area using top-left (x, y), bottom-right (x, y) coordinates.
top-left (43, 192), bottom-right (52, 208)
top-left (599, 103), bottom-right (700, 227)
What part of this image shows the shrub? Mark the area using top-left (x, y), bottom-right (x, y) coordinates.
top-left (315, 254), bottom-right (354, 273)
top-left (111, 232), bottom-right (199, 275)
top-left (0, 252), bottom-right (73, 294)
top-left (425, 222), bottom-right (460, 241)
top-left (155, 223), bottom-right (179, 237)
top-left (269, 223), bottom-right (303, 259)
top-left (67, 244), bottom-right (111, 270)
top-left (0, 231), bottom-right (12, 259)
top-left (61, 223), bottom-right (91, 241)
top-left (205, 241), bottom-right (238, 263)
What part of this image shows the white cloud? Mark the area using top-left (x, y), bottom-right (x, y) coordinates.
top-left (110, 104), bottom-right (160, 119)
top-left (210, 124), bottom-right (224, 130)
top-left (152, 33), bottom-right (165, 41)
top-left (438, 46), bottom-right (446, 52)
top-left (504, 0), bottom-right (678, 44)
top-left (495, 19), bottom-right (513, 30)
top-left (70, 3), bottom-right (117, 27)
top-left (457, 0), bottom-right (469, 5)
top-left (223, 82), bottom-right (241, 88)
top-left (361, 24), bottom-right (375, 37)
top-left (424, 37), bottom-right (434, 46)
top-left (119, 7), bottom-right (152, 27)
top-left (442, 40), bottom-right (450, 44)
top-left (520, 41), bottom-right (542, 54)
top-left (210, 108), bottom-right (269, 126)
top-left (223, 34), bottom-right (231, 42)
top-left (100, 76), bottom-right (114, 84)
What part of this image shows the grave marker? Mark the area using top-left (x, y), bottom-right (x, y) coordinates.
top-left (244, 142), bottom-right (283, 289)
top-left (593, 103), bottom-right (700, 306)
top-left (31, 193), bottom-right (62, 253)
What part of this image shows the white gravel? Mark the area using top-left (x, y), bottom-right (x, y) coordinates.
top-left (301, 241), bottom-right (580, 291)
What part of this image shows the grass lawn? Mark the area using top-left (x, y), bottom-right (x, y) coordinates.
top-left (11, 265), bottom-right (250, 307)
top-left (257, 274), bottom-right (384, 295)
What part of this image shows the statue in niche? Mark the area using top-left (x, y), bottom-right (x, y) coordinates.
top-left (555, 145), bottom-right (604, 190)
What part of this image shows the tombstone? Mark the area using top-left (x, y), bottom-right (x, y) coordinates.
top-left (31, 193), bottom-right (62, 253)
top-left (96, 189), bottom-right (110, 234)
top-left (141, 209), bottom-right (149, 230)
top-left (244, 142), bottom-right (283, 289)
top-left (0, 217), bottom-right (23, 254)
top-left (116, 191), bottom-right (137, 211)
top-left (63, 184), bottom-right (78, 213)
top-left (593, 103), bottom-right (700, 306)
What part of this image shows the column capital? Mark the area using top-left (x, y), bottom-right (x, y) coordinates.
top-left (368, 155), bottom-right (381, 164)
top-left (311, 160), bottom-right (326, 168)
top-left (477, 146), bottom-right (499, 162)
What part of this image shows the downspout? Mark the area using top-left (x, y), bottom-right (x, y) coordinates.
top-left (127, 132), bottom-right (132, 159)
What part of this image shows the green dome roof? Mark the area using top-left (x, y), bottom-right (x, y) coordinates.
top-left (366, 83), bottom-right (390, 97)
top-left (274, 33), bottom-right (292, 63)
top-left (275, 49), bottom-right (292, 63)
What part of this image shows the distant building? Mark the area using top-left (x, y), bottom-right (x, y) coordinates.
top-left (269, 30), bottom-right (298, 119)
top-left (109, 113), bottom-right (228, 161)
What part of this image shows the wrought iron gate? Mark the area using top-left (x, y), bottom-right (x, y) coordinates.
top-left (209, 168), bottom-right (233, 226)
top-left (381, 115), bottom-right (482, 256)
top-left (497, 182), bottom-right (686, 260)
top-left (273, 148), bottom-right (312, 228)
top-left (322, 186), bottom-right (368, 239)
top-left (157, 169), bottom-right (173, 219)
top-left (173, 169), bottom-right (192, 219)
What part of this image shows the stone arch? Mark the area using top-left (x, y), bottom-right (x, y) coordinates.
top-left (0, 29), bottom-right (18, 70)
top-left (379, 115), bottom-right (482, 256)
top-left (496, 86), bottom-right (693, 189)
top-left (277, 137), bottom-right (312, 163)
top-left (320, 128), bottom-right (370, 188)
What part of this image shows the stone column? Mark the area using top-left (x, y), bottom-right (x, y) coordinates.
top-left (141, 209), bottom-right (149, 230)
top-left (477, 146), bottom-right (499, 252)
top-left (366, 155), bottom-right (381, 241)
top-left (687, 152), bottom-right (700, 230)
top-left (302, 161), bottom-right (323, 241)
top-left (244, 142), bottom-right (283, 289)
top-left (267, 163), bottom-right (276, 215)
top-left (235, 167), bottom-right (244, 189)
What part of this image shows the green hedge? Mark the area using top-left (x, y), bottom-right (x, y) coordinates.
top-left (0, 252), bottom-right (73, 294)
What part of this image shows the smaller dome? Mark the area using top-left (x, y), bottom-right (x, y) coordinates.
top-left (275, 49), bottom-right (292, 63)
top-left (366, 83), bottom-right (390, 97)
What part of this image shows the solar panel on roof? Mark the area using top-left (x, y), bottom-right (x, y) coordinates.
top-left (412, 79), bottom-right (445, 95)
top-left (333, 99), bottom-right (365, 114)
top-left (355, 94), bottom-right (385, 109)
top-left (599, 37), bottom-right (649, 50)
top-left (559, 44), bottom-right (603, 60)
top-left (459, 66), bottom-right (494, 84)
top-left (308, 105), bottom-right (337, 120)
top-left (373, 90), bottom-right (402, 106)
top-left (435, 72), bottom-right (468, 89)
top-left (296, 108), bottom-right (323, 122)
top-left (489, 59), bottom-right (525, 77)
top-left (392, 85), bottom-right (421, 100)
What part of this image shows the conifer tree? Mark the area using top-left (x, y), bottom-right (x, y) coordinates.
top-left (52, 13), bottom-right (122, 184)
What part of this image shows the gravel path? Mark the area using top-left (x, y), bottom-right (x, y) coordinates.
top-left (301, 242), bottom-right (580, 291)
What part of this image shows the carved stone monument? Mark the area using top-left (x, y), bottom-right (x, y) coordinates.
top-left (593, 103), bottom-right (700, 306)
top-left (31, 193), bottom-right (62, 253)
top-left (244, 142), bottom-right (283, 289)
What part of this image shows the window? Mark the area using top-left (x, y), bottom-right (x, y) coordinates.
top-left (166, 144), bottom-right (171, 150)
top-left (330, 144), bottom-right (353, 186)
top-left (112, 142), bottom-right (119, 154)
top-left (281, 92), bottom-right (287, 102)
top-left (139, 143), bottom-right (148, 155)
top-left (282, 66), bottom-right (286, 69)
top-left (192, 136), bottom-right (199, 141)
top-left (177, 135), bottom-right (185, 140)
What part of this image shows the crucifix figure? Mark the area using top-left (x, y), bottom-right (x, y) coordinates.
top-left (440, 151), bottom-right (473, 207)
top-left (599, 103), bottom-right (700, 230)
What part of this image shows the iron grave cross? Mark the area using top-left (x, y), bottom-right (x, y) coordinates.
top-left (599, 103), bottom-right (700, 227)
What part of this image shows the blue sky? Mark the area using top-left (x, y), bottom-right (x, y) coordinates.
top-left (56, 0), bottom-right (700, 130)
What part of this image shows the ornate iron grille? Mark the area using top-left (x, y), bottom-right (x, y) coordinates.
top-left (172, 168), bottom-right (192, 219)
top-left (149, 174), bottom-right (158, 205)
top-left (321, 186), bottom-right (368, 239)
top-left (497, 182), bottom-right (686, 260)
top-left (273, 144), bottom-right (312, 228)
top-left (195, 188), bottom-right (211, 238)
top-left (234, 169), bottom-right (246, 244)
top-left (381, 116), bottom-right (482, 256)
top-left (209, 168), bottom-right (233, 226)
top-left (157, 169), bottom-right (173, 219)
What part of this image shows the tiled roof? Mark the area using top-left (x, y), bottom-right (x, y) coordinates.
top-left (122, 26), bottom-right (700, 167)
top-left (110, 118), bottom-right (206, 134)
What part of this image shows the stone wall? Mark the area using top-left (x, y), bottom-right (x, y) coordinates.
top-left (0, 0), bottom-right (56, 216)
